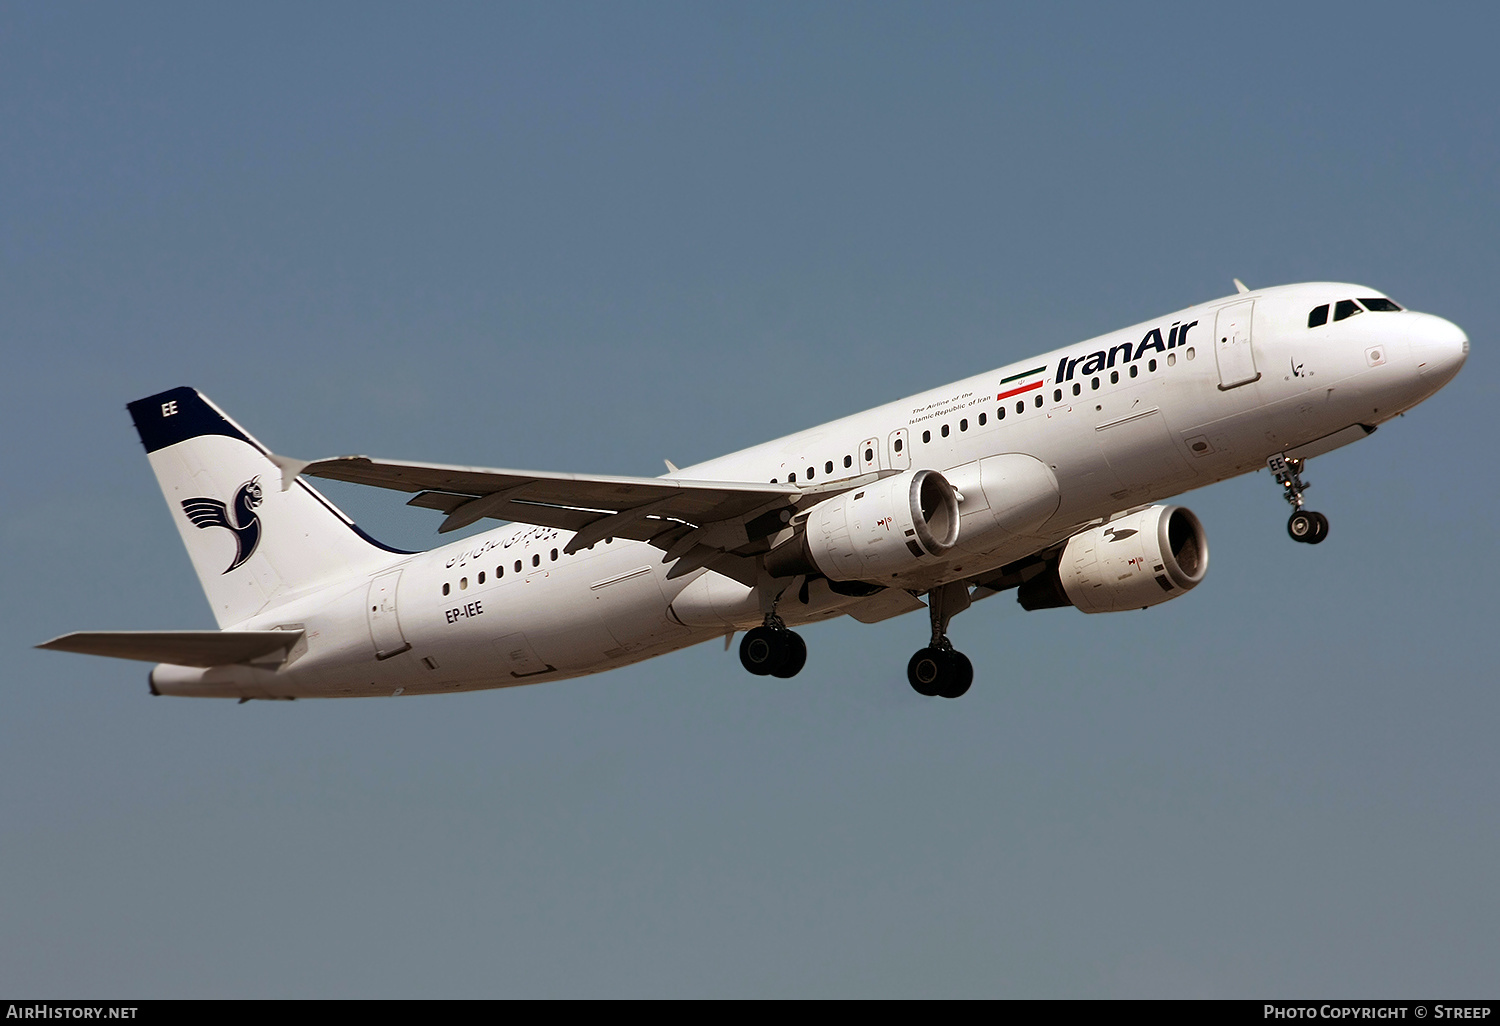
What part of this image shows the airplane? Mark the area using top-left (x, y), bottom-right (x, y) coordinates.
top-left (38, 281), bottom-right (1468, 701)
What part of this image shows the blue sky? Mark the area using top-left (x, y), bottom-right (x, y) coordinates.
top-left (2, 2), bottom-right (1496, 996)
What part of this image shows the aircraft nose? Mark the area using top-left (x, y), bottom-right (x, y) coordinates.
top-left (1411, 312), bottom-right (1468, 386)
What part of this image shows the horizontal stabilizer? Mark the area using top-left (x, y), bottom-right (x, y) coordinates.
top-left (37, 630), bottom-right (303, 668)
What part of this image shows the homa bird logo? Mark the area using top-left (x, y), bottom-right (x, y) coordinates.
top-left (182, 478), bottom-right (264, 573)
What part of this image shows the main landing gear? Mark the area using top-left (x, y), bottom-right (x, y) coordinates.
top-left (907, 582), bottom-right (973, 699)
top-left (739, 614), bottom-right (807, 678)
top-left (1268, 453), bottom-right (1329, 545)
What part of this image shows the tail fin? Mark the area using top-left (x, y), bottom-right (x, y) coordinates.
top-left (129, 387), bottom-right (409, 627)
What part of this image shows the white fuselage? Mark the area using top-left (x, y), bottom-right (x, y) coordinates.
top-left (152, 282), bottom-right (1468, 699)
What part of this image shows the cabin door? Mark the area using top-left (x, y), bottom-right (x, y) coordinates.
top-left (367, 569), bottom-right (411, 660)
top-left (1213, 300), bottom-right (1261, 390)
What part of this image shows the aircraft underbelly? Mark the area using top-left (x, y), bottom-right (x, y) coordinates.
top-left (589, 564), bottom-right (691, 653)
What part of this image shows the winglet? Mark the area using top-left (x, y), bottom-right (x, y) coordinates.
top-left (1234, 278), bottom-right (1250, 294)
top-left (267, 453), bottom-right (312, 491)
top-left (664, 459), bottom-right (680, 473)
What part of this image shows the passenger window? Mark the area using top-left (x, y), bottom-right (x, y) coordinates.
top-left (922, 431), bottom-right (930, 444)
top-left (1110, 370), bottom-right (1119, 384)
top-left (825, 460), bottom-right (834, 474)
top-left (1167, 353), bottom-right (1176, 366)
top-left (959, 419), bottom-right (967, 432)
top-left (1334, 299), bottom-right (1363, 321)
top-left (844, 455), bottom-right (852, 468)
top-left (442, 583), bottom-right (450, 596)
top-left (788, 472), bottom-right (796, 483)
top-left (1308, 304), bottom-right (1329, 327)
top-left (532, 554), bottom-right (540, 567)
top-left (941, 424), bottom-right (949, 437)
top-left (864, 447), bottom-right (874, 461)
top-left (1129, 365), bottom-right (1138, 378)
top-left (1034, 394), bottom-right (1042, 408)
top-left (497, 566), bottom-right (504, 578)
top-left (978, 412), bottom-right (986, 426)
top-left (806, 467), bottom-right (814, 480)
top-left (514, 561), bottom-right (522, 573)
top-left (1091, 377), bottom-right (1100, 390)
top-left (1149, 359), bottom-right (1157, 372)
top-left (997, 406), bottom-right (1006, 420)
top-left (1016, 400), bottom-right (1025, 414)
top-left (460, 577), bottom-right (468, 590)
top-left (478, 571), bottom-right (485, 584)
top-left (1073, 383), bottom-right (1081, 396)
top-left (1186, 347), bottom-right (1195, 360)
top-left (1053, 389), bottom-right (1062, 402)
top-left (550, 548), bottom-right (558, 561)
top-left (893, 439), bottom-right (903, 453)
top-left (1360, 297), bottom-right (1402, 311)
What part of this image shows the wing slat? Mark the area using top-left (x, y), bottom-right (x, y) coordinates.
top-left (299, 455), bottom-right (800, 541)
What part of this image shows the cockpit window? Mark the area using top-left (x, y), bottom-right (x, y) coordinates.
top-left (1333, 299), bottom-right (1363, 322)
top-left (1359, 297), bottom-right (1402, 312)
top-left (1308, 304), bottom-right (1329, 327)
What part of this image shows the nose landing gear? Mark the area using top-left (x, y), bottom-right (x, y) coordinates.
top-left (1268, 453), bottom-right (1329, 545)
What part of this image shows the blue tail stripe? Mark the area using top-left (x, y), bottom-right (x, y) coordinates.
top-left (128, 387), bottom-right (250, 454)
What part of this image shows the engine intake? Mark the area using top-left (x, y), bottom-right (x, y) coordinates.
top-left (1017, 505), bottom-right (1208, 613)
top-left (766, 468), bottom-right (960, 581)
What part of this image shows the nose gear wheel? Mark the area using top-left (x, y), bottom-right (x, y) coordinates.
top-left (1287, 510), bottom-right (1329, 544)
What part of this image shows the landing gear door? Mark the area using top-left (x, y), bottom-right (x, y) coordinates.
top-left (367, 569), bottom-right (411, 660)
top-left (887, 428), bottom-right (910, 471)
top-left (859, 437), bottom-right (882, 474)
top-left (1214, 300), bottom-right (1261, 390)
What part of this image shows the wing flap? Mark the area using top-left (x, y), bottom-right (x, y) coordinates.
top-left (37, 630), bottom-right (303, 668)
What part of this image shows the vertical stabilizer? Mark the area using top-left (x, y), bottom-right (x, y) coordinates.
top-left (128, 387), bottom-right (408, 627)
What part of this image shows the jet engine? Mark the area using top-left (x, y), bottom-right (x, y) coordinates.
top-left (765, 468), bottom-right (960, 581)
top-left (1017, 505), bottom-right (1209, 613)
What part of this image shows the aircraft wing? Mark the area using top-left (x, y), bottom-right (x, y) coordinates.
top-left (282, 454), bottom-right (893, 584)
top-left (37, 630), bottom-right (303, 668)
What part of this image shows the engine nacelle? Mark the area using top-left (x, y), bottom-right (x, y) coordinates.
top-left (766, 468), bottom-right (960, 581)
top-left (1017, 505), bottom-right (1209, 613)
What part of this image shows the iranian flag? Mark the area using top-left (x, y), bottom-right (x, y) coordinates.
top-left (997, 365), bottom-right (1047, 401)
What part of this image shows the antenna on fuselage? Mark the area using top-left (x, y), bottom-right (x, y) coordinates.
top-left (1233, 278), bottom-right (1250, 294)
